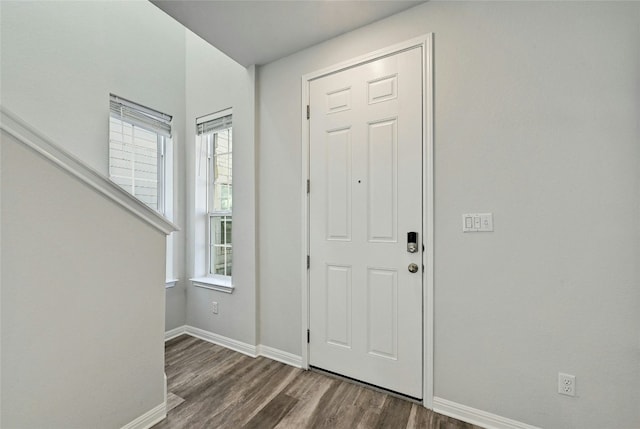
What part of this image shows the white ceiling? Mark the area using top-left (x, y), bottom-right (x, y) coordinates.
top-left (150, 0), bottom-right (426, 67)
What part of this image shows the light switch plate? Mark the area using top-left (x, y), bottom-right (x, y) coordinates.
top-left (463, 213), bottom-right (493, 232)
top-left (463, 215), bottom-right (475, 232)
top-left (479, 213), bottom-right (493, 231)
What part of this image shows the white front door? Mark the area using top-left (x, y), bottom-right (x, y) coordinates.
top-left (308, 46), bottom-right (423, 398)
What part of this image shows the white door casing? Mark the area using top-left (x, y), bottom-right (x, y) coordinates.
top-left (307, 46), bottom-right (423, 398)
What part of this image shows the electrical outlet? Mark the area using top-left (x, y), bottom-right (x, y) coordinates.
top-left (212, 302), bottom-right (219, 314)
top-left (558, 373), bottom-right (576, 397)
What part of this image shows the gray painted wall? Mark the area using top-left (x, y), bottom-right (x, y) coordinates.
top-left (185, 32), bottom-right (257, 345)
top-left (256, 2), bottom-right (640, 428)
top-left (0, 0), bottom-right (258, 350)
top-left (2, 1), bottom-right (639, 428)
top-left (0, 1), bottom-right (187, 425)
top-left (1, 134), bottom-right (167, 428)
top-left (0, 0), bottom-right (188, 332)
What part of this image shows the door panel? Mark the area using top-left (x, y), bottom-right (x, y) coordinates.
top-left (326, 265), bottom-right (352, 348)
top-left (309, 46), bottom-right (423, 398)
top-left (368, 118), bottom-right (397, 242)
top-left (326, 128), bottom-right (352, 241)
top-left (367, 268), bottom-right (398, 359)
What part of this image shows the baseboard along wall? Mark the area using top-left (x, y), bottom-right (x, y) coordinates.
top-left (183, 325), bottom-right (258, 358)
top-left (164, 325), bottom-right (303, 368)
top-left (257, 344), bottom-right (304, 368)
top-left (432, 397), bottom-right (541, 429)
top-left (120, 402), bottom-right (166, 429)
top-left (163, 326), bottom-right (538, 429)
top-left (164, 325), bottom-right (186, 342)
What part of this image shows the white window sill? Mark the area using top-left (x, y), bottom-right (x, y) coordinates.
top-left (165, 279), bottom-right (179, 288)
top-left (190, 276), bottom-right (234, 294)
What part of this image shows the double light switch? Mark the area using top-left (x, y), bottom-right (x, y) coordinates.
top-left (462, 213), bottom-right (493, 232)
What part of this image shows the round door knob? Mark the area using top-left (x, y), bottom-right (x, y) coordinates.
top-left (408, 263), bottom-right (419, 273)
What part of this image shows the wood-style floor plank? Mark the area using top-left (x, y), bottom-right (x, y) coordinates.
top-left (166, 392), bottom-right (185, 413)
top-left (243, 392), bottom-right (299, 429)
top-left (153, 335), bottom-right (483, 429)
top-left (376, 396), bottom-right (413, 429)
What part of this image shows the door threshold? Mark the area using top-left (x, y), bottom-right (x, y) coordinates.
top-left (309, 366), bottom-right (423, 404)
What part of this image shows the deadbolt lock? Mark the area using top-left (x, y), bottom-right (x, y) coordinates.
top-left (407, 232), bottom-right (418, 253)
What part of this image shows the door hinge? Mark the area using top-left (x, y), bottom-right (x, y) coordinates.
top-left (306, 105), bottom-right (310, 120)
top-left (307, 255), bottom-right (310, 269)
top-left (307, 329), bottom-right (310, 343)
top-left (306, 179), bottom-right (310, 194)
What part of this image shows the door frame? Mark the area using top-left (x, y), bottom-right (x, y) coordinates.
top-left (300, 34), bottom-right (434, 408)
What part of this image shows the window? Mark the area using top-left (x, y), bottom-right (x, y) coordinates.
top-left (109, 94), bottom-right (175, 287)
top-left (109, 94), bottom-right (172, 214)
top-left (198, 112), bottom-right (233, 279)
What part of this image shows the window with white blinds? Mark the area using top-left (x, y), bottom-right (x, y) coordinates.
top-left (197, 111), bottom-right (233, 278)
top-left (109, 94), bottom-right (172, 213)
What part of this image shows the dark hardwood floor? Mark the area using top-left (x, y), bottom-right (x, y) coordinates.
top-left (153, 335), bottom-right (481, 429)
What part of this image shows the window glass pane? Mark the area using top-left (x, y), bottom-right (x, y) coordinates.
top-left (109, 107), bottom-right (168, 214)
top-left (210, 215), bottom-right (232, 277)
top-left (133, 128), bottom-right (157, 171)
top-left (135, 180), bottom-right (158, 211)
top-left (224, 246), bottom-right (233, 277)
top-left (225, 216), bottom-right (232, 245)
top-left (110, 176), bottom-right (132, 194)
top-left (203, 117), bottom-right (232, 278)
top-left (213, 245), bottom-right (225, 276)
top-left (212, 215), bottom-right (223, 245)
top-left (212, 129), bottom-right (232, 212)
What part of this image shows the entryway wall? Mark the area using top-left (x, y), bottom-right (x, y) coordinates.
top-left (257, 2), bottom-right (640, 429)
top-left (184, 29), bottom-right (258, 348)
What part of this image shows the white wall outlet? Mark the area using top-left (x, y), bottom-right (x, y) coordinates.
top-left (212, 302), bottom-right (219, 314)
top-left (558, 373), bottom-right (576, 396)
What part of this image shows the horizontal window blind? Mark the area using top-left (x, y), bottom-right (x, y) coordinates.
top-left (110, 94), bottom-right (172, 137)
top-left (197, 114), bottom-right (232, 135)
top-left (109, 94), bottom-right (170, 213)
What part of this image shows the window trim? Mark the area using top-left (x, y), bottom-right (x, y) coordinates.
top-left (191, 108), bottom-right (234, 293)
top-left (200, 109), bottom-right (233, 282)
top-left (108, 94), bottom-right (175, 285)
top-left (190, 276), bottom-right (234, 294)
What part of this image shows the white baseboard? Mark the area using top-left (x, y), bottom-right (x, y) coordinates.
top-left (184, 325), bottom-right (258, 357)
top-left (433, 397), bottom-right (540, 429)
top-left (164, 326), bottom-right (186, 341)
top-left (258, 345), bottom-right (303, 368)
top-left (121, 402), bottom-right (166, 429)
top-left (166, 325), bottom-right (303, 370)
top-left (164, 327), bottom-right (538, 429)
top-left (164, 373), bottom-right (167, 412)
